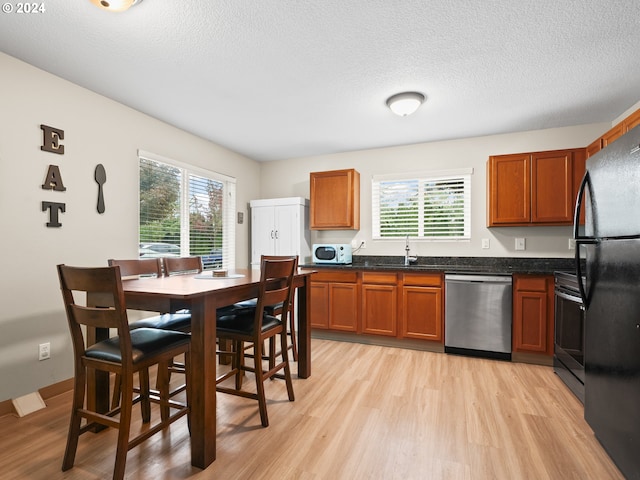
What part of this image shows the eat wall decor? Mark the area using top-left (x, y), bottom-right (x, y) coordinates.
top-left (39, 124), bottom-right (106, 227)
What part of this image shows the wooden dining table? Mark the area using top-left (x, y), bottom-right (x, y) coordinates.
top-left (87, 267), bottom-right (315, 470)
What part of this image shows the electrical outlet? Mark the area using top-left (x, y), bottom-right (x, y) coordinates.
top-left (568, 238), bottom-right (576, 250)
top-left (481, 238), bottom-right (490, 249)
top-left (38, 342), bottom-right (50, 361)
top-left (515, 238), bottom-right (526, 251)
top-left (360, 240), bottom-right (366, 249)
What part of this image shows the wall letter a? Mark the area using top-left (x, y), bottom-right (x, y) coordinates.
top-left (41, 165), bottom-right (66, 191)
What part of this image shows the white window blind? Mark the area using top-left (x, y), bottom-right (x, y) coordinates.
top-left (372, 169), bottom-right (471, 240)
top-left (138, 151), bottom-right (236, 269)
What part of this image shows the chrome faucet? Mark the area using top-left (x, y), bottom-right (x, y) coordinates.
top-left (404, 235), bottom-right (418, 266)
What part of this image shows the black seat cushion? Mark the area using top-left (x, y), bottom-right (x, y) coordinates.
top-left (216, 311), bottom-right (282, 336)
top-left (129, 313), bottom-right (191, 332)
top-left (84, 328), bottom-right (190, 364)
top-left (216, 304), bottom-right (247, 317)
top-left (228, 298), bottom-right (284, 316)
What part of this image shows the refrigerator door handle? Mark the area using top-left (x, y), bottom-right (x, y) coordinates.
top-left (573, 170), bottom-right (592, 240)
top-left (573, 170), bottom-right (597, 307)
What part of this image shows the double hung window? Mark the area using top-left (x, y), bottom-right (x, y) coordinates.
top-left (138, 150), bottom-right (236, 269)
top-left (372, 169), bottom-right (471, 240)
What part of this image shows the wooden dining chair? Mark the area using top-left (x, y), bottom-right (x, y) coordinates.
top-left (108, 258), bottom-right (191, 332)
top-left (232, 296), bottom-right (298, 362)
top-left (57, 264), bottom-right (191, 480)
top-left (163, 256), bottom-right (203, 276)
top-left (215, 255), bottom-right (298, 427)
top-left (108, 258), bottom-right (192, 416)
top-left (162, 255), bottom-right (240, 360)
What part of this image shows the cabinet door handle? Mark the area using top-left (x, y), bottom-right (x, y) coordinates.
top-left (275, 230), bottom-right (279, 239)
top-left (270, 230), bottom-right (275, 239)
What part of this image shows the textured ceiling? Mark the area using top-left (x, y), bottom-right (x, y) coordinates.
top-left (1, 1), bottom-right (639, 161)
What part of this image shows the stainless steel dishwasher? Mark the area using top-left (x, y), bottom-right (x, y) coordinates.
top-left (445, 273), bottom-right (512, 360)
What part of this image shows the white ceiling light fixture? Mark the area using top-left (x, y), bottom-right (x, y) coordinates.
top-left (89, 0), bottom-right (143, 12)
top-left (386, 92), bottom-right (425, 117)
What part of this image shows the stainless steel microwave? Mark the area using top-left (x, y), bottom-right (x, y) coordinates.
top-left (312, 244), bottom-right (353, 264)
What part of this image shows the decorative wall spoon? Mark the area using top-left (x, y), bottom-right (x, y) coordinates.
top-left (94, 164), bottom-right (106, 213)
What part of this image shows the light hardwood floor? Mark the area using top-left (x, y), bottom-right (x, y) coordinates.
top-left (0, 339), bottom-right (623, 479)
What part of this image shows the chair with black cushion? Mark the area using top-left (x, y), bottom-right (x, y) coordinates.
top-left (162, 255), bottom-right (237, 316)
top-left (232, 296), bottom-right (298, 362)
top-left (215, 255), bottom-right (298, 427)
top-left (162, 256), bottom-right (203, 276)
top-left (108, 258), bottom-right (191, 333)
top-left (108, 258), bottom-right (192, 415)
top-left (162, 255), bottom-right (239, 318)
top-left (57, 264), bottom-right (191, 480)
top-left (162, 255), bottom-right (239, 359)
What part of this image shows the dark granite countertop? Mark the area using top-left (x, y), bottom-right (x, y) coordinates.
top-left (301, 256), bottom-right (579, 275)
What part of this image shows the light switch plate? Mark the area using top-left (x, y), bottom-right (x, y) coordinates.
top-left (515, 238), bottom-right (526, 251)
top-left (481, 238), bottom-right (490, 249)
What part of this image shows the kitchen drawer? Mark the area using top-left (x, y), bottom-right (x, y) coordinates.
top-left (311, 271), bottom-right (358, 283)
top-left (514, 275), bottom-right (548, 292)
top-left (402, 273), bottom-right (443, 287)
top-left (362, 272), bottom-right (397, 284)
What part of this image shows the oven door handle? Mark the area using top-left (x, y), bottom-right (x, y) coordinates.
top-left (555, 289), bottom-right (583, 304)
top-left (574, 238), bottom-right (597, 309)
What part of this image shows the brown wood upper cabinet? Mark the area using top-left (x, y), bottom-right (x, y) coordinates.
top-left (310, 169), bottom-right (360, 230)
top-left (623, 108), bottom-right (640, 133)
top-left (487, 148), bottom-right (586, 227)
top-left (587, 108), bottom-right (640, 158)
top-left (586, 137), bottom-right (602, 159)
top-left (601, 122), bottom-right (625, 147)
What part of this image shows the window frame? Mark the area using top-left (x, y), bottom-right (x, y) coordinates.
top-left (138, 149), bottom-right (236, 269)
top-left (372, 168), bottom-right (472, 241)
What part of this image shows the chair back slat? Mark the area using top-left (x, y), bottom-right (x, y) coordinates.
top-left (70, 304), bottom-right (120, 330)
top-left (108, 258), bottom-right (162, 277)
top-left (59, 264), bottom-right (122, 293)
top-left (163, 256), bottom-right (203, 276)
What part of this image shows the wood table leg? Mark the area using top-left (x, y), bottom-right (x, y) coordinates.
top-left (297, 278), bottom-right (311, 378)
top-left (188, 296), bottom-right (217, 469)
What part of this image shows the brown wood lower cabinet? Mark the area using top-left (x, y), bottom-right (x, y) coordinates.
top-left (311, 269), bottom-right (558, 355)
top-left (401, 273), bottom-right (443, 342)
top-left (310, 271), bottom-right (358, 331)
top-left (311, 270), bottom-right (445, 343)
top-left (512, 274), bottom-right (554, 355)
top-left (362, 272), bottom-right (397, 336)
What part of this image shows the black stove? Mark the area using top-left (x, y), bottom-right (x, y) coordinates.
top-left (553, 270), bottom-right (585, 403)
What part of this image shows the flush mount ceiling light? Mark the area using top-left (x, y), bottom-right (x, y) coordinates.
top-left (386, 92), bottom-right (425, 117)
top-left (90, 0), bottom-right (142, 12)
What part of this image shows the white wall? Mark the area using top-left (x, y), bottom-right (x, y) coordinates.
top-left (260, 123), bottom-right (618, 259)
top-left (0, 52), bottom-right (260, 402)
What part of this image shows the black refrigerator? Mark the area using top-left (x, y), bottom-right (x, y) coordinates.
top-left (574, 124), bottom-right (640, 479)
